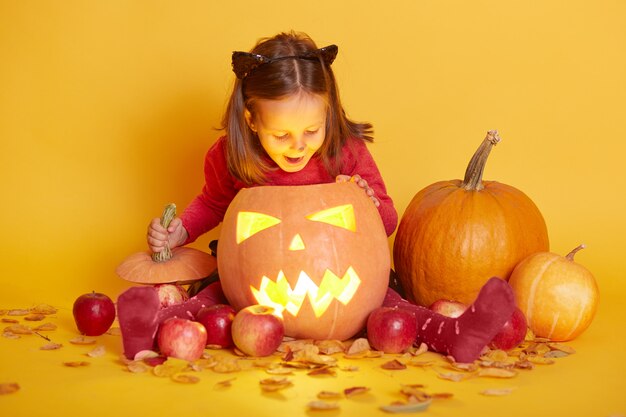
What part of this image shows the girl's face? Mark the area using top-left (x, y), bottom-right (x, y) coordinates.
top-left (247, 92), bottom-right (327, 173)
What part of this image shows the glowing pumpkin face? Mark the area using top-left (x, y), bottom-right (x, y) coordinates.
top-left (217, 182), bottom-right (390, 340)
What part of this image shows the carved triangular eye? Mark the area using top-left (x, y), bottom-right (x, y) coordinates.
top-left (306, 204), bottom-right (356, 232)
top-left (236, 211), bottom-right (281, 243)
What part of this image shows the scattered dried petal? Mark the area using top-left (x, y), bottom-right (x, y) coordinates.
top-left (2, 331), bottom-right (20, 339)
top-left (380, 399), bottom-right (432, 413)
top-left (265, 367), bottom-right (294, 375)
top-left (307, 366), bottom-right (336, 376)
top-left (212, 357), bottom-right (241, 373)
top-left (40, 342), bottom-right (63, 350)
top-left (8, 309), bottom-right (30, 316)
top-left (437, 372), bottom-right (471, 382)
top-left (527, 356), bottom-right (555, 365)
top-left (4, 324), bottom-right (32, 335)
top-left (69, 336), bottom-right (97, 345)
top-left (307, 400), bottom-right (340, 411)
top-left (480, 387), bottom-right (516, 396)
top-left (214, 377), bottom-right (236, 388)
top-left (24, 314), bottom-right (45, 322)
top-left (544, 350), bottom-right (570, 359)
top-left (33, 322), bottom-right (57, 331)
top-left (134, 350), bottom-right (160, 361)
top-left (171, 373), bottom-right (200, 384)
top-left (30, 304), bottom-right (58, 315)
top-left (344, 386), bottom-right (370, 397)
top-left (153, 358), bottom-right (190, 377)
top-left (87, 345), bottom-right (106, 358)
top-left (259, 376), bottom-right (293, 392)
top-left (315, 340), bottom-right (346, 355)
top-left (127, 361), bottom-right (150, 373)
top-left (381, 359), bottom-right (407, 370)
top-left (317, 390), bottom-right (342, 399)
top-left (1, 318), bottom-right (19, 324)
top-left (548, 343), bottom-right (576, 354)
top-left (63, 361), bottom-right (90, 367)
top-left (346, 338), bottom-right (370, 355)
top-left (0, 383), bottom-right (20, 395)
top-left (340, 365), bottom-right (359, 372)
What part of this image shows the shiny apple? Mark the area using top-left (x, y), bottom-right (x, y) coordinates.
top-left (157, 317), bottom-right (207, 361)
top-left (490, 307), bottom-right (528, 350)
top-left (154, 283), bottom-right (189, 308)
top-left (367, 306), bottom-right (418, 353)
top-left (72, 291), bottom-right (116, 336)
top-left (429, 299), bottom-right (467, 318)
top-left (231, 305), bottom-right (284, 357)
top-left (195, 304), bottom-right (236, 348)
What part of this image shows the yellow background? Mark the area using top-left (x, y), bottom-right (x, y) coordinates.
top-left (1, 1), bottom-right (624, 416)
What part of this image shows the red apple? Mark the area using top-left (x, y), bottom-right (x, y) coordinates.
top-left (366, 307), bottom-right (418, 353)
top-left (73, 291), bottom-right (116, 336)
top-left (429, 299), bottom-right (467, 318)
top-left (195, 304), bottom-right (236, 348)
top-left (157, 317), bottom-right (207, 361)
top-left (490, 307), bottom-right (528, 351)
top-left (231, 305), bottom-right (284, 357)
top-left (154, 283), bottom-right (189, 308)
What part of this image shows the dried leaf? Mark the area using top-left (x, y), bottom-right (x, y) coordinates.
top-left (380, 399), bottom-right (432, 413)
top-left (214, 377), bottom-right (236, 388)
top-left (153, 358), bottom-right (190, 377)
top-left (69, 336), bottom-right (97, 345)
top-left (381, 359), bottom-right (407, 370)
top-left (87, 345), bottom-right (106, 358)
top-left (40, 342), bottom-right (63, 350)
top-left (259, 376), bottom-right (293, 392)
top-left (4, 324), bottom-right (32, 335)
top-left (0, 383), bottom-right (20, 395)
top-left (212, 357), bottom-right (241, 373)
top-left (346, 337), bottom-right (371, 355)
top-left (307, 401), bottom-right (340, 411)
top-left (437, 372), bottom-right (471, 382)
top-left (24, 314), bottom-right (45, 322)
top-left (127, 361), bottom-right (150, 373)
top-left (30, 304), bottom-right (58, 315)
top-left (544, 350), bottom-right (570, 359)
top-left (307, 366), bottom-right (336, 376)
top-left (480, 387), bottom-right (516, 396)
top-left (548, 343), bottom-right (576, 354)
top-left (63, 361), bottom-right (90, 367)
top-left (1, 318), bottom-right (19, 324)
top-left (171, 373), bottom-right (200, 384)
top-left (315, 339), bottom-right (346, 355)
top-left (317, 391), bottom-right (342, 399)
top-left (33, 322), bottom-right (57, 331)
top-left (8, 309), bottom-right (30, 316)
top-left (477, 368), bottom-right (518, 378)
top-left (344, 386), bottom-right (370, 397)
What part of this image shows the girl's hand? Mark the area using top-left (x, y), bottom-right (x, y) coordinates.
top-left (147, 217), bottom-right (188, 253)
top-left (336, 174), bottom-right (381, 207)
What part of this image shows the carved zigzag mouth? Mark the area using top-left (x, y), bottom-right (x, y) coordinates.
top-left (250, 267), bottom-right (361, 318)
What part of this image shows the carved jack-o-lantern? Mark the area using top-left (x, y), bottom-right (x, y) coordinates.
top-left (218, 182), bottom-right (390, 341)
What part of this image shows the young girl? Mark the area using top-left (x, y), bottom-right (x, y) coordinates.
top-left (118, 31), bottom-right (515, 363)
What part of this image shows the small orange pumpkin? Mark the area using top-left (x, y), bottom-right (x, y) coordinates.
top-left (116, 204), bottom-right (217, 284)
top-left (393, 131), bottom-right (549, 306)
top-left (217, 182), bottom-right (390, 341)
top-left (508, 244), bottom-right (599, 341)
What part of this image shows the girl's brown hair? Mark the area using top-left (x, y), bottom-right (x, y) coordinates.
top-left (222, 31), bottom-right (373, 185)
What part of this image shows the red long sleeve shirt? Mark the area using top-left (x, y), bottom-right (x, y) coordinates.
top-left (180, 136), bottom-right (397, 243)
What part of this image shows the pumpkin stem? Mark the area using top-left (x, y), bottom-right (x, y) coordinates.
top-left (565, 244), bottom-right (586, 261)
top-left (461, 130), bottom-right (501, 191)
top-left (151, 203), bottom-right (176, 263)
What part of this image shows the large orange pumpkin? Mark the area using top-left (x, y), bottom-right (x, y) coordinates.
top-left (508, 244), bottom-right (599, 341)
top-left (217, 182), bottom-right (390, 341)
top-left (393, 131), bottom-right (549, 306)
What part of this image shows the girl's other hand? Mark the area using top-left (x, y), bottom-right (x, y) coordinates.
top-left (336, 174), bottom-right (381, 207)
top-left (147, 217), bottom-right (188, 253)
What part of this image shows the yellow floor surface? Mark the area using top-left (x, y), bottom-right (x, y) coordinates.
top-left (1, 291), bottom-right (625, 417)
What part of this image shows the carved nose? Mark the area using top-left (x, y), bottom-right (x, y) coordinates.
top-left (289, 234), bottom-right (305, 251)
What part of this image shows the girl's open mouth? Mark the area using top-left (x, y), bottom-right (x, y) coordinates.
top-left (284, 155), bottom-right (304, 164)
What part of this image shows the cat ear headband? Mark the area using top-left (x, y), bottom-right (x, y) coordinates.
top-left (231, 44), bottom-right (338, 79)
